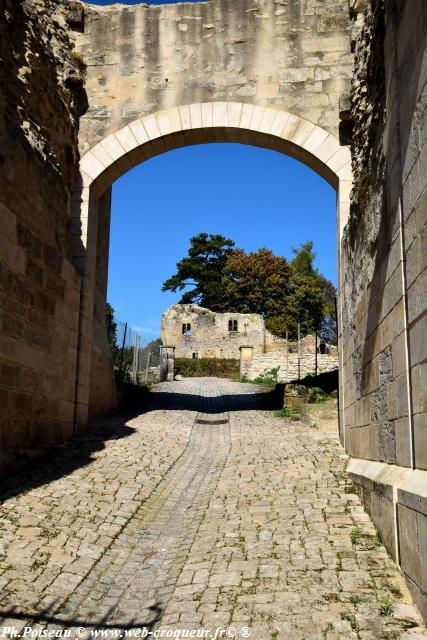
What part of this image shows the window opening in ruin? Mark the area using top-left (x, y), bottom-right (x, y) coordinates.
top-left (229, 319), bottom-right (238, 332)
top-left (182, 323), bottom-right (192, 336)
top-left (192, 352), bottom-right (199, 359)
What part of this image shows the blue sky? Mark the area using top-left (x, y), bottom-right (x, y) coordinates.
top-left (108, 143), bottom-right (337, 341)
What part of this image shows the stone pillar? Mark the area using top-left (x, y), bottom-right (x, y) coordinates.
top-left (160, 346), bottom-right (175, 382)
top-left (239, 346), bottom-right (253, 381)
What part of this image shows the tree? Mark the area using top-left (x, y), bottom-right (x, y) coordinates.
top-left (287, 273), bottom-right (330, 338)
top-left (162, 234), bottom-right (337, 342)
top-left (161, 233), bottom-right (235, 311)
top-left (290, 242), bottom-right (337, 341)
top-left (105, 302), bottom-right (120, 364)
top-left (224, 248), bottom-right (292, 333)
top-left (291, 240), bottom-right (317, 276)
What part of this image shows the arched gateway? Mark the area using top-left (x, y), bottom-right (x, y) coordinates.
top-left (66, 0), bottom-right (354, 438)
top-left (72, 102), bottom-right (351, 438)
top-left (1, 0), bottom-right (426, 617)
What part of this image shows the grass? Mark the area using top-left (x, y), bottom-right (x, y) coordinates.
top-left (336, 553), bottom-right (342, 571)
top-left (250, 367), bottom-right (280, 386)
top-left (344, 484), bottom-right (357, 494)
top-left (378, 594), bottom-right (394, 616)
top-left (70, 50), bottom-right (87, 76)
top-left (350, 526), bottom-right (364, 544)
top-left (350, 526), bottom-right (382, 549)
top-left (274, 407), bottom-right (301, 420)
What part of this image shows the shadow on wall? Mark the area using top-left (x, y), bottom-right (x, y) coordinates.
top-left (0, 387), bottom-right (279, 501)
top-left (344, 2), bottom-right (426, 464)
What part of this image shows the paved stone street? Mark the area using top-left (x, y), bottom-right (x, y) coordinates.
top-left (0, 379), bottom-right (426, 639)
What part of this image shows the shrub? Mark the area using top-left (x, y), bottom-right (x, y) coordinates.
top-left (251, 367), bottom-right (280, 386)
top-left (174, 357), bottom-right (239, 379)
top-left (288, 384), bottom-right (329, 403)
top-left (70, 49), bottom-right (87, 79)
top-left (274, 407), bottom-right (301, 420)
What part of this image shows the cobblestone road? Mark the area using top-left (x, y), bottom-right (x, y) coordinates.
top-left (0, 379), bottom-right (426, 639)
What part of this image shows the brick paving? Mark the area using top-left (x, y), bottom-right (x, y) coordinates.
top-left (0, 379), bottom-right (426, 639)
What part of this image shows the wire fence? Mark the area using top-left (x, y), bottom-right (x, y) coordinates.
top-left (107, 317), bottom-right (161, 385)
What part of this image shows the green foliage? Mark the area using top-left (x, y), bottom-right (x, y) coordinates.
top-left (274, 407), bottom-right (301, 420)
top-left (115, 368), bottom-right (131, 384)
top-left (163, 235), bottom-right (337, 342)
top-left (162, 233), bottom-right (235, 311)
top-left (70, 49), bottom-right (87, 78)
top-left (350, 525), bottom-right (383, 550)
top-left (106, 302), bottom-right (120, 365)
top-left (291, 240), bottom-right (316, 275)
top-left (350, 526), bottom-right (364, 544)
top-left (299, 369), bottom-right (338, 394)
top-left (163, 234), bottom-right (337, 342)
top-left (288, 384), bottom-right (329, 404)
top-left (378, 594), bottom-right (394, 616)
top-left (224, 248), bottom-right (292, 317)
top-left (250, 367), bottom-right (280, 386)
top-left (174, 357), bottom-right (239, 378)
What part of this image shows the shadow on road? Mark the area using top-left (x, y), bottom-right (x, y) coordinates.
top-left (0, 383), bottom-right (281, 502)
top-left (0, 601), bottom-right (162, 634)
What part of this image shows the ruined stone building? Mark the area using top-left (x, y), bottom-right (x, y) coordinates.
top-left (161, 304), bottom-right (338, 382)
top-left (0, 0), bottom-right (426, 618)
top-left (161, 304), bottom-right (287, 359)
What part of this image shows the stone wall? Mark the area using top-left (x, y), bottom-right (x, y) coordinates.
top-left (161, 304), bottom-right (287, 359)
top-left (0, 0), bottom-right (84, 452)
top-left (75, 0), bottom-right (352, 154)
top-left (343, 0), bottom-right (427, 618)
top-left (242, 353), bottom-right (338, 383)
top-left (70, 0), bottom-right (353, 426)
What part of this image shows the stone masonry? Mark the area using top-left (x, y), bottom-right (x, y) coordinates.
top-left (0, 0), bottom-right (85, 453)
top-left (161, 304), bottom-right (339, 382)
top-left (0, 379), bottom-right (426, 638)
top-left (241, 352), bottom-right (338, 383)
top-left (161, 303), bottom-right (288, 359)
top-left (68, 0), bottom-right (353, 426)
top-left (342, 0), bottom-right (427, 620)
top-left (1, 0), bottom-right (427, 623)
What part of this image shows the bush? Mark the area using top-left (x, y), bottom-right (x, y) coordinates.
top-left (299, 369), bottom-right (338, 394)
top-left (292, 385), bottom-right (329, 403)
top-left (175, 358), bottom-right (240, 378)
top-left (250, 367), bottom-right (280, 386)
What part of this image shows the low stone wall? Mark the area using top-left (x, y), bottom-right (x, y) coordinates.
top-left (241, 353), bottom-right (338, 383)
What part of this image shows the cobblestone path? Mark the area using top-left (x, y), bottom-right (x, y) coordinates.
top-left (0, 379), bottom-right (426, 639)
top-left (56, 385), bottom-right (231, 631)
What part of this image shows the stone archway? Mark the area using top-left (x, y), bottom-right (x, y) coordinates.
top-left (71, 101), bottom-right (352, 441)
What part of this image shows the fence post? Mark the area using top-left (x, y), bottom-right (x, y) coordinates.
top-left (285, 330), bottom-right (288, 381)
top-left (315, 330), bottom-right (318, 377)
top-left (145, 351), bottom-right (151, 383)
top-left (119, 322), bottom-right (128, 374)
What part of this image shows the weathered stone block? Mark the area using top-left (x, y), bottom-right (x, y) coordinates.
top-left (414, 413), bottom-right (427, 471)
